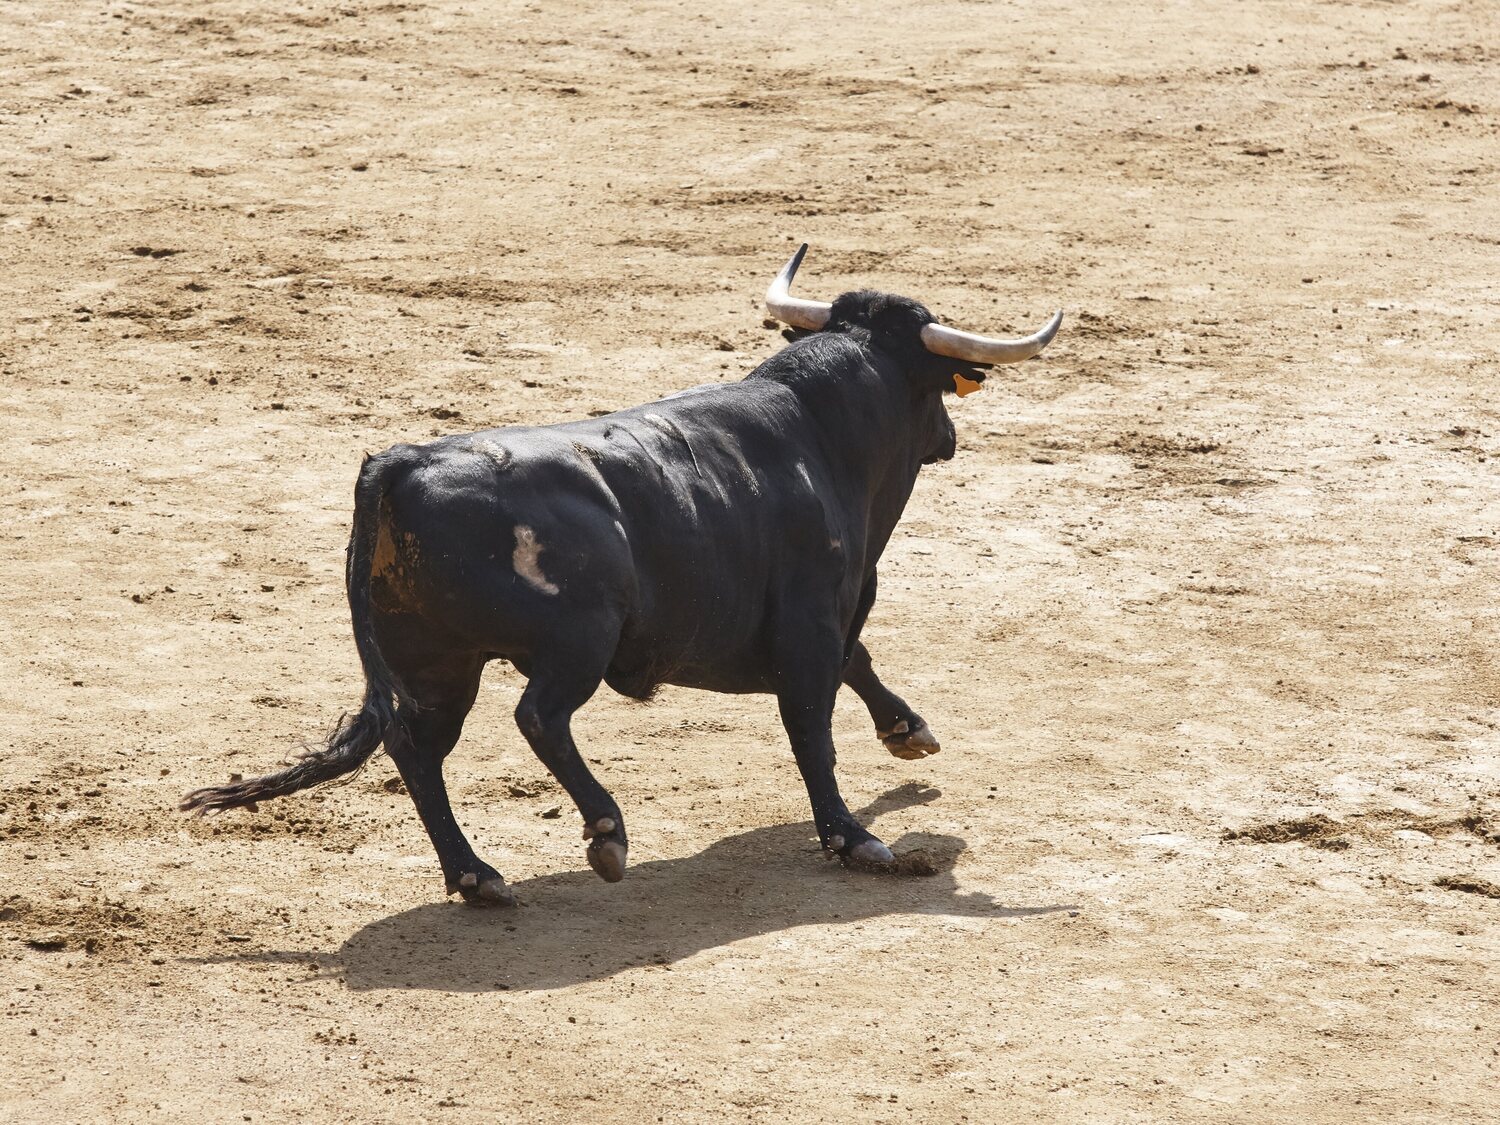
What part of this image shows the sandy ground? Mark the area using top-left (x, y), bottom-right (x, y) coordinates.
top-left (2, 0), bottom-right (1498, 1120)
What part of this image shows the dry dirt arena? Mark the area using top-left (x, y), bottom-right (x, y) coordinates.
top-left (2, 0), bottom-right (1497, 1120)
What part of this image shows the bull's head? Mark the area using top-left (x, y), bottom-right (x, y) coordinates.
top-left (762, 243), bottom-right (1063, 462)
top-left (765, 243), bottom-right (1062, 385)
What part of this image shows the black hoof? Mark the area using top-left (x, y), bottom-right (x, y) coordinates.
top-left (848, 838), bottom-right (895, 864)
top-left (582, 817), bottom-right (627, 882)
top-left (823, 832), bottom-right (894, 866)
top-left (448, 867), bottom-right (515, 907)
top-left (879, 718), bottom-right (941, 760)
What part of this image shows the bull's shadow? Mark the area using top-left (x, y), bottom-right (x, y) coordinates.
top-left (306, 783), bottom-right (1072, 992)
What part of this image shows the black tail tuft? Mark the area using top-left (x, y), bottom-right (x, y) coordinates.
top-left (180, 698), bottom-right (392, 814)
top-left (182, 446), bottom-right (418, 817)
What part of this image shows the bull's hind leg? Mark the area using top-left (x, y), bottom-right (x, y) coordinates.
top-left (512, 625), bottom-right (628, 883)
top-left (842, 642), bottom-right (941, 761)
top-left (776, 615), bottom-right (894, 865)
top-left (384, 657), bottom-right (514, 906)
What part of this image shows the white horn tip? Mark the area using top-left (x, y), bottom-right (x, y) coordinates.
top-left (765, 242), bottom-right (832, 331)
top-left (920, 306), bottom-right (1065, 365)
top-left (1041, 308), bottom-right (1064, 343)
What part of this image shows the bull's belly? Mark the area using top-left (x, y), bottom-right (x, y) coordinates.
top-left (603, 629), bottom-right (775, 699)
top-left (601, 564), bottom-right (871, 699)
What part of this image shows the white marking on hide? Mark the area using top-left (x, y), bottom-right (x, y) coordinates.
top-left (512, 525), bottom-right (559, 595)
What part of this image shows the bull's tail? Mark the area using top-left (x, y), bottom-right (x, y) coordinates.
top-left (181, 448), bottom-right (417, 815)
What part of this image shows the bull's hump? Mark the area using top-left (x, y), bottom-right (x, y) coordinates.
top-left (656, 382), bottom-right (718, 403)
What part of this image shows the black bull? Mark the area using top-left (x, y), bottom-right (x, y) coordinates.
top-left (184, 285), bottom-right (1056, 905)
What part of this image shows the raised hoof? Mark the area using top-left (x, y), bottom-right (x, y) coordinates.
top-left (880, 718), bottom-right (941, 761)
top-left (586, 838), bottom-right (628, 883)
top-left (452, 870), bottom-right (516, 907)
top-left (582, 817), bottom-right (627, 882)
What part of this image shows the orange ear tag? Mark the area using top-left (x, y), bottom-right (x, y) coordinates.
top-left (953, 374), bottom-right (983, 397)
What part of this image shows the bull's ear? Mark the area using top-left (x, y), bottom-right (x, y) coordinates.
top-left (937, 361), bottom-right (991, 396)
top-left (953, 372), bottom-right (985, 397)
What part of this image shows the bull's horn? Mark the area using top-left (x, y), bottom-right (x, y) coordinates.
top-left (920, 309), bottom-right (1064, 365)
top-left (765, 243), bottom-right (832, 331)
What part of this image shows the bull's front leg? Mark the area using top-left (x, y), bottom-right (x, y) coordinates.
top-left (774, 615), bottom-right (894, 865)
top-left (842, 641), bottom-right (941, 761)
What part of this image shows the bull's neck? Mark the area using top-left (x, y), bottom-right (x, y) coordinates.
top-left (769, 352), bottom-right (928, 554)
